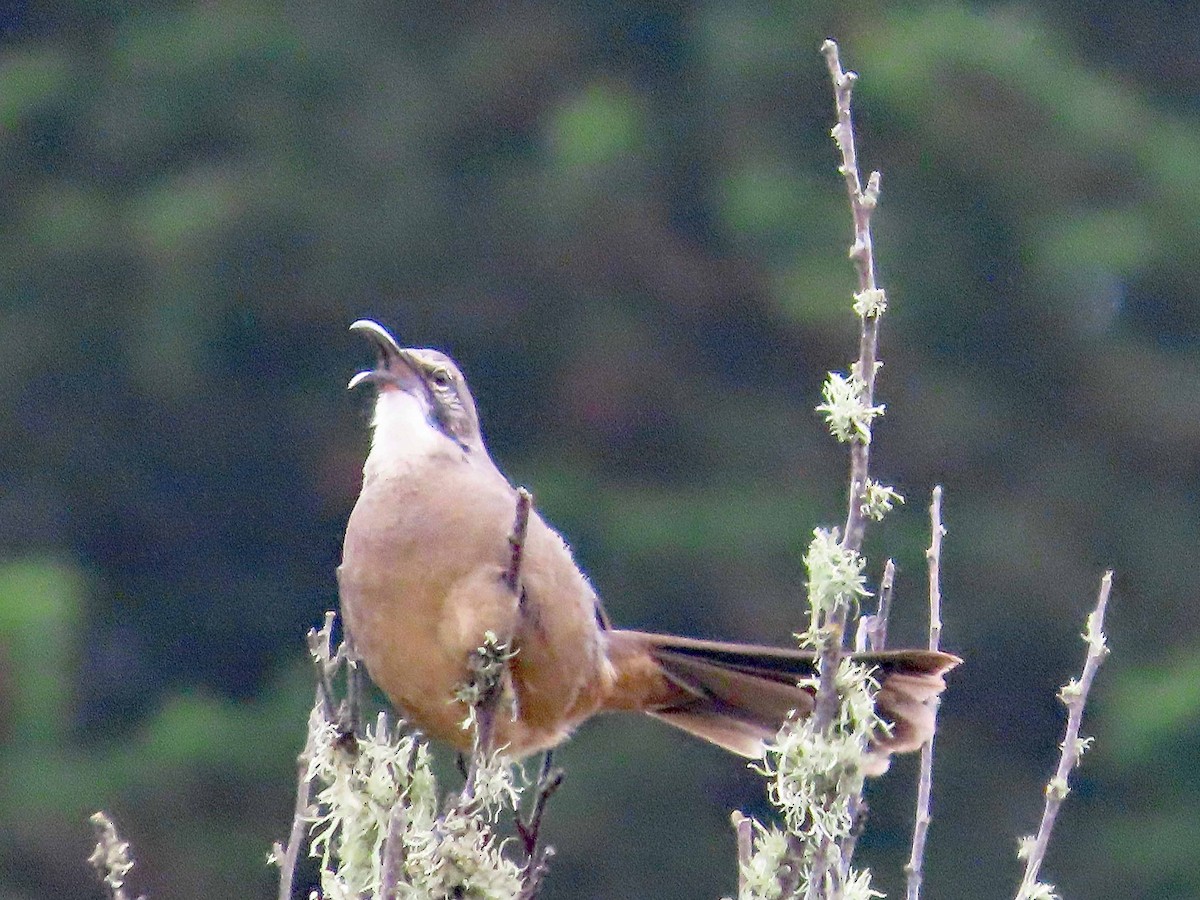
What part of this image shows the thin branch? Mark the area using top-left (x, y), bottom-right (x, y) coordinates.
top-left (812, 36), bottom-right (888, 728)
top-left (1015, 571), bottom-right (1113, 899)
top-left (821, 38), bottom-right (884, 557)
top-left (856, 558), bottom-right (895, 652)
top-left (344, 628), bottom-right (365, 737)
top-left (905, 486), bottom-right (946, 900)
top-left (517, 751), bottom-right (563, 859)
top-left (838, 797), bottom-right (871, 874)
top-left (462, 489), bottom-right (532, 802)
top-left (925, 486), bottom-right (944, 653)
top-left (460, 691), bottom-right (497, 805)
top-left (505, 488), bottom-right (533, 593)
top-left (380, 787), bottom-right (409, 900)
top-left (274, 613), bottom-right (353, 900)
top-left (308, 611), bottom-right (340, 723)
top-left (806, 39), bottom-right (889, 895)
top-left (274, 694), bottom-right (323, 900)
top-left (517, 751), bottom-right (564, 900)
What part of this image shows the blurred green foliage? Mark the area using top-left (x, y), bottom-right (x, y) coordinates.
top-left (1, 2), bottom-right (1198, 898)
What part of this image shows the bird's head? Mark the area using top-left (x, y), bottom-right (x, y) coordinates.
top-left (349, 319), bottom-right (483, 455)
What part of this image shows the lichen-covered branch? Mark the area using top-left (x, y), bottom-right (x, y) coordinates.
top-left (777, 39), bottom-right (898, 899)
top-left (820, 37), bottom-right (886, 558)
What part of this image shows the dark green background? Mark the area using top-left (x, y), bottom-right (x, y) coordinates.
top-left (2, 2), bottom-right (1197, 898)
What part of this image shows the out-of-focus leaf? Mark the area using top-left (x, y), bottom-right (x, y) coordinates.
top-left (549, 82), bottom-right (643, 169)
top-left (0, 49), bottom-right (71, 128)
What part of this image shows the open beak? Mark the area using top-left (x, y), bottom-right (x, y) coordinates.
top-left (348, 320), bottom-right (420, 391)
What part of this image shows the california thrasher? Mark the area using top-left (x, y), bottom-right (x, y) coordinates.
top-left (338, 320), bottom-right (958, 771)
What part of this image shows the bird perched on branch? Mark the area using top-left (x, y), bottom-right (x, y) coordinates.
top-left (338, 319), bottom-right (958, 772)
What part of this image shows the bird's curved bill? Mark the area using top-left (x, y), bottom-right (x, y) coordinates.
top-left (348, 319), bottom-right (419, 391)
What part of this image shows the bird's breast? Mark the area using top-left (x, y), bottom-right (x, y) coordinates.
top-left (339, 454), bottom-right (611, 755)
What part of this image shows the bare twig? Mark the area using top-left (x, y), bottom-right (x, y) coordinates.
top-left (517, 751), bottom-right (563, 858)
top-left (380, 787), bottom-right (409, 900)
top-left (856, 558), bottom-right (895, 652)
top-left (274, 613), bottom-right (353, 900)
top-left (516, 752), bottom-right (564, 900)
top-left (344, 628), bottom-right (365, 737)
top-left (905, 486), bottom-right (946, 900)
top-left (838, 797), bottom-right (871, 874)
top-left (1015, 571), bottom-right (1113, 899)
top-left (925, 487), bottom-right (944, 653)
top-left (505, 488), bottom-right (533, 593)
top-left (460, 489), bottom-right (532, 802)
top-left (308, 611), bottom-right (340, 723)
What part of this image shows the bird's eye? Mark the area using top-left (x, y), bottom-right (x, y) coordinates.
top-left (430, 369), bottom-right (451, 389)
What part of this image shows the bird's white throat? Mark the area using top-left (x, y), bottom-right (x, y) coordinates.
top-left (365, 390), bottom-right (447, 477)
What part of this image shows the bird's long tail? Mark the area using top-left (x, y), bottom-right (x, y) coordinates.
top-left (604, 630), bottom-right (960, 774)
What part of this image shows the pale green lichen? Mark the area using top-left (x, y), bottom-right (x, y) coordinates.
top-left (1082, 609), bottom-right (1108, 657)
top-left (852, 288), bottom-right (887, 319)
top-left (816, 372), bottom-right (884, 443)
top-left (1017, 883), bottom-right (1060, 900)
top-left (304, 708), bottom-right (523, 900)
top-left (760, 660), bottom-right (882, 847)
top-left (801, 528), bottom-right (871, 642)
top-left (737, 823), bottom-right (790, 900)
top-left (859, 479), bottom-right (903, 521)
top-left (87, 812), bottom-right (138, 900)
top-left (455, 630), bottom-right (519, 732)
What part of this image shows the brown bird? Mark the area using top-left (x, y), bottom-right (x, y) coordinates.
top-left (338, 320), bottom-right (958, 772)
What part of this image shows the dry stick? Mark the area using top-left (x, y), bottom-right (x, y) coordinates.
top-left (856, 558), bottom-right (895, 652)
top-left (343, 628), bottom-right (365, 737)
top-left (873, 558), bottom-right (896, 650)
top-left (309, 612), bottom-right (340, 723)
top-left (843, 557), bottom-right (894, 867)
top-left (843, 558), bottom-right (895, 871)
top-left (500, 491), bottom-right (565, 900)
top-left (904, 486), bottom-right (946, 900)
top-left (1015, 572), bottom-right (1112, 899)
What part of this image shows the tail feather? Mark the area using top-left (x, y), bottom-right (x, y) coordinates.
top-left (645, 708), bottom-right (777, 758)
top-left (607, 630), bottom-right (960, 774)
